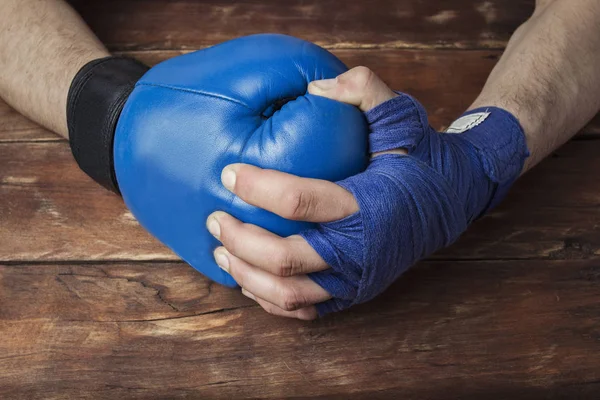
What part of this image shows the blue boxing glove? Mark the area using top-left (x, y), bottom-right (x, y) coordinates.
top-left (112, 34), bottom-right (368, 286)
top-left (303, 92), bottom-right (529, 314)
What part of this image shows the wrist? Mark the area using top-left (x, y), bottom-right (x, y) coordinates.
top-left (450, 106), bottom-right (530, 218)
top-left (469, 93), bottom-right (547, 171)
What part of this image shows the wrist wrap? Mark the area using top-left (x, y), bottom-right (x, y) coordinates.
top-left (67, 56), bottom-right (149, 193)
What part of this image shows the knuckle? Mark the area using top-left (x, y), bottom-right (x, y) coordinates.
top-left (353, 66), bottom-right (381, 110)
top-left (274, 248), bottom-right (302, 277)
top-left (237, 175), bottom-right (257, 202)
top-left (299, 309), bottom-right (317, 321)
top-left (278, 264), bottom-right (294, 278)
top-left (276, 254), bottom-right (294, 277)
top-left (218, 223), bottom-right (237, 251)
top-left (217, 218), bottom-right (243, 253)
top-left (283, 189), bottom-right (315, 220)
top-left (261, 304), bottom-right (276, 316)
top-left (232, 270), bottom-right (244, 288)
top-left (352, 66), bottom-right (374, 86)
top-left (280, 286), bottom-right (306, 312)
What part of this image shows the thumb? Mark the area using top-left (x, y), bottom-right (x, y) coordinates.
top-left (308, 66), bottom-right (398, 112)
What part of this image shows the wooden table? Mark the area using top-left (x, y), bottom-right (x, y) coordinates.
top-left (2, 1), bottom-right (600, 398)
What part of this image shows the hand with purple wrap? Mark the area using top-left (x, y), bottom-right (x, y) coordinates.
top-left (206, 66), bottom-right (529, 319)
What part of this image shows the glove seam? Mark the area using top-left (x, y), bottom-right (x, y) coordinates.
top-left (136, 82), bottom-right (256, 113)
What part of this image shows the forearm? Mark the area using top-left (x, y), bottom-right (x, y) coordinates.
top-left (470, 0), bottom-right (600, 170)
top-left (0, 0), bottom-right (109, 138)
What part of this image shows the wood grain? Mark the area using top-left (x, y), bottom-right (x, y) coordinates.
top-left (0, 142), bottom-right (174, 262)
top-left (2, 49), bottom-right (599, 143)
top-left (69, 0), bottom-right (535, 51)
top-left (2, 140), bottom-right (600, 263)
top-left (1, 259), bottom-right (599, 399)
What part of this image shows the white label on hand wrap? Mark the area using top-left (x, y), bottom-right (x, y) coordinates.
top-left (446, 111), bottom-right (490, 133)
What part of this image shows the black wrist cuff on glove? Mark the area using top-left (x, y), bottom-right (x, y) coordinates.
top-left (67, 56), bottom-right (149, 193)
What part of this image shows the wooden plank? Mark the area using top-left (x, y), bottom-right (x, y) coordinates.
top-left (0, 258), bottom-right (599, 398)
top-left (0, 142), bottom-right (175, 262)
top-left (2, 139), bottom-right (600, 263)
top-left (2, 49), bottom-right (599, 143)
top-left (69, 0), bottom-right (535, 51)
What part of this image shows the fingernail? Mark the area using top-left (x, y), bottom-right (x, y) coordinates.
top-left (241, 288), bottom-right (256, 301)
top-left (311, 78), bottom-right (336, 91)
top-left (207, 217), bottom-right (221, 239)
top-left (221, 167), bottom-right (237, 191)
top-left (214, 249), bottom-right (230, 272)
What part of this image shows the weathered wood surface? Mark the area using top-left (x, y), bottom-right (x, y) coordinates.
top-left (1, 259), bottom-right (600, 399)
top-left (69, 0), bottom-right (535, 51)
top-left (1, 140), bottom-right (600, 263)
top-left (2, 49), bottom-right (599, 143)
top-left (0, 142), bottom-right (173, 262)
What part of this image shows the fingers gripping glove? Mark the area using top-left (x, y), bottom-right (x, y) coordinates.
top-left (302, 94), bottom-right (530, 314)
top-left (68, 34), bottom-right (369, 286)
